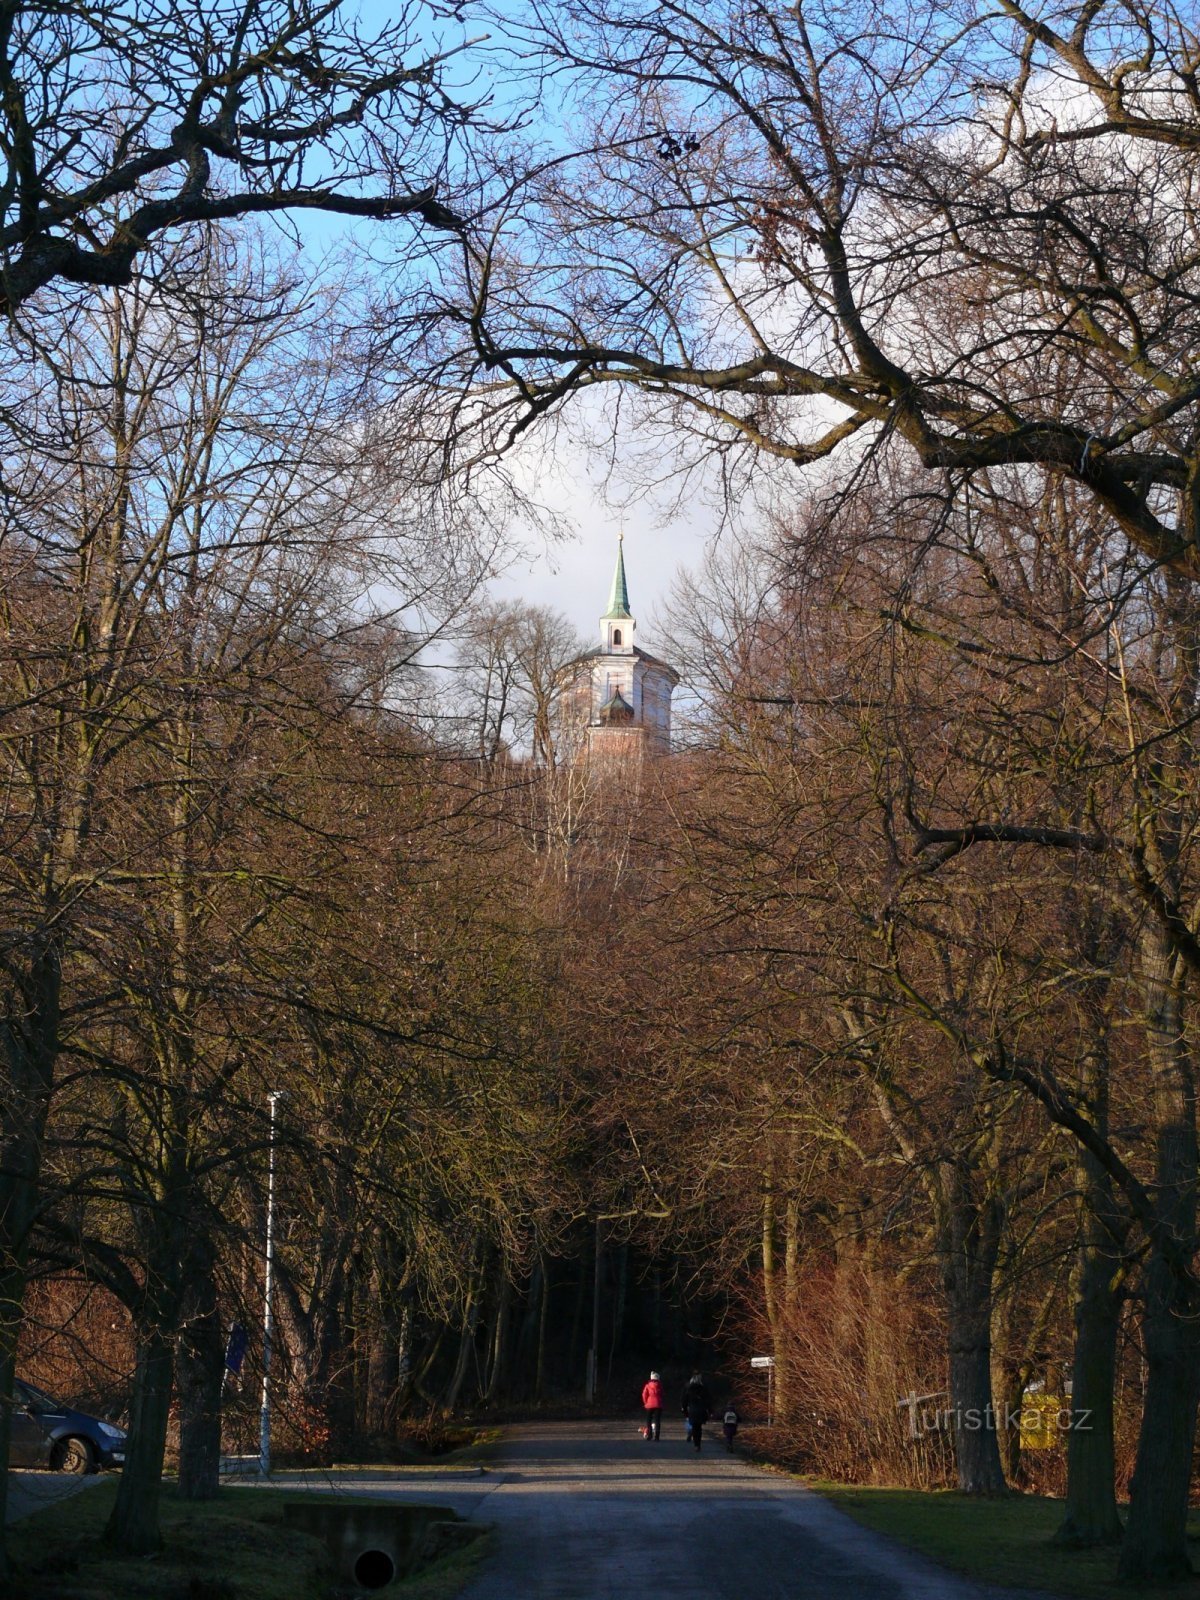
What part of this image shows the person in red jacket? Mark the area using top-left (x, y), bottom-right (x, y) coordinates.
top-left (641, 1371), bottom-right (664, 1440)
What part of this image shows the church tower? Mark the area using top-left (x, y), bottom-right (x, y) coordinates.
top-left (559, 534), bottom-right (680, 762)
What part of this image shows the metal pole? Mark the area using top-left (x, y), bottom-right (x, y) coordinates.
top-left (259, 1090), bottom-right (282, 1476)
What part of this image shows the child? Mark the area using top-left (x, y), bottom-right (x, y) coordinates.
top-left (722, 1404), bottom-right (739, 1451)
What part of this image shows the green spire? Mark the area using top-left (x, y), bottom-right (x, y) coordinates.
top-left (602, 532), bottom-right (632, 619)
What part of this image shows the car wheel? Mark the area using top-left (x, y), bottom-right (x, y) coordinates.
top-left (52, 1437), bottom-right (97, 1475)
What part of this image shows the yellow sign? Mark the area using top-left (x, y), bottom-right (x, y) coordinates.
top-left (1018, 1393), bottom-right (1063, 1451)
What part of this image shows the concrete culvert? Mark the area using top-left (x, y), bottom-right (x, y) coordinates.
top-left (282, 1499), bottom-right (464, 1585)
top-left (353, 1548), bottom-right (397, 1591)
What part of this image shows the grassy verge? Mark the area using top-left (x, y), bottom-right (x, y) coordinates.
top-left (394, 1529), bottom-right (492, 1599)
top-left (9, 1476), bottom-right (492, 1600)
top-left (253, 1427), bottom-right (504, 1480)
top-left (816, 1485), bottom-right (1200, 1600)
top-left (8, 1479), bottom-right (330, 1600)
top-left (263, 1425), bottom-right (502, 1476)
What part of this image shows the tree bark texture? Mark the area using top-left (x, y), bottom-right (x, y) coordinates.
top-left (0, 943), bottom-right (62, 1571)
top-left (1056, 1055), bottom-right (1127, 1549)
top-left (365, 1317), bottom-right (399, 1437)
top-left (484, 1261), bottom-right (511, 1403)
top-left (176, 1246), bottom-right (224, 1502)
top-left (443, 1253), bottom-right (481, 1412)
top-left (1119, 1251), bottom-right (1200, 1579)
top-left (1119, 924), bottom-right (1200, 1581)
top-left (945, 1193), bottom-right (1008, 1496)
top-left (536, 1255), bottom-right (549, 1399)
top-left (762, 1173), bottom-right (791, 1420)
top-left (104, 1327), bottom-right (176, 1555)
top-left (1057, 1237), bottom-right (1124, 1547)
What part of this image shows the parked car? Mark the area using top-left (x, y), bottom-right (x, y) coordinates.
top-left (8, 1378), bottom-right (126, 1473)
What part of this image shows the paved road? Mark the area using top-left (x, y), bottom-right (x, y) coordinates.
top-left (249, 1420), bottom-right (1055, 1600)
top-left (5, 1469), bottom-right (103, 1523)
top-left (454, 1421), bottom-right (1038, 1600)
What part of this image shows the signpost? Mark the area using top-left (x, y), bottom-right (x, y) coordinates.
top-left (895, 1390), bottom-right (948, 1441)
top-left (751, 1354), bottom-right (776, 1425)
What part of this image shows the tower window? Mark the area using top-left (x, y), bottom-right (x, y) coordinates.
top-left (613, 628), bottom-right (622, 645)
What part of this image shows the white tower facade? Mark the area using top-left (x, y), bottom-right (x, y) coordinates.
top-left (559, 535), bottom-right (679, 762)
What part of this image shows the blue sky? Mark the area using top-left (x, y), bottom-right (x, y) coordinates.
top-left (284, 1), bottom-right (739, 652)
top-left (489, 448), bottom-right (722, 650)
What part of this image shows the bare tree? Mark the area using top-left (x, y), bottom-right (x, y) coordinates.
top-left (0, 230), bottom-right (486, 1564)
top-left (432, 0), bottom-right (1200, 575)
top-left (448, 600), bottom-right (584, 766)
top-left (419, 2), bottom-right (1200, 1574)
top-left (0, 0), bottom-right (485, 313)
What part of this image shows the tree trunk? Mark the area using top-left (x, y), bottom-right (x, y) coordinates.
top-left (1055, 1238), bottom-right (1124, 1546)
top-left (105, 1145), bottom-right (189, 1553)
top-left (104, 1326), bottom-right (176, 1554)
top-left (948, 1312), bottom-right (1007, 1495)
top-left (387, 1294), bottom-right (415, 1421)
top-left (1119, 924), bottom-right (1200, 1581)
top-left (1056, 1061), bottom-right (1127, 1549)
top-left (762, 1173), bottom-right (790, 1419)
top-left (323, 1269), bottom-right (357, 1452)
top-left (535, 1254), bottom-right (549, 1400)
top-left (411, 1327), bottom-right (445, 1406)
top-left (1118, 1250), bottom-right (1200, 1579)
top-left (0, 1330), bottom-right (23, 1579)
top-left (607, 1244), bottom-right (627, 1385)
top-left (945, 1193), bottom-right (1008, 1496)
top-left (567, 1236), bottom-right (588, 1380)
top-left (485, 1262), bottom-right (511, 1403)
top-left (866, 1044), bottom-right (1006, 1492)
top-left (276, 1234), bottom-right (355, 1456)
top-left (176, 1248), bottom-right (224, 1502)
top-left (444, 1257), bottom-right (481, 1412)
top-left (0, 944), bottom-right (62, 1575)
top-left (989, 1300), bottom-right (1022, 1485)
top-left (513, 1258), bottom-right (541, 1393)
top-left (365, 1313), bottom-right (399, 1437)
top-left (784, 1193), bottom-right (800, 1316)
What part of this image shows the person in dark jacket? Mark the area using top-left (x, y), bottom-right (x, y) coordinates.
top-left (641, 1371), bottom-right (663, 1440)
top-left (681, 1372), bottom-right (711, 1451)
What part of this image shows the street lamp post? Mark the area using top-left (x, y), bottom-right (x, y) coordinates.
top-left (259, 1090), bottom-right (284, 1476)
